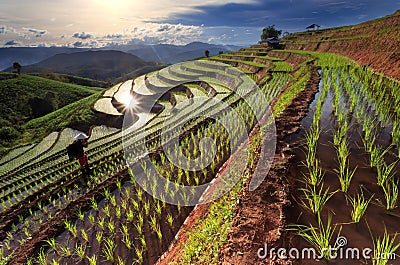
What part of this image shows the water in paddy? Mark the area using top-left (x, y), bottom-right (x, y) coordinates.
top-left (286, 69), bottom-right (400, 265)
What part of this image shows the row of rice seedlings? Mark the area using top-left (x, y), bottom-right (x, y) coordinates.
top-left (0, 62), bottom-right (234, 188)
top-left (42, 178), bottom-right (150, 263)
top-left (1, 56), bottom-right (276, 262)
top-left (37, 96), bottom-right (248, 262)
top-left (343, 69), bottom-right (400, 211)
top-left (303, 127), bottom-right (323, 186)
top-left (336, 69), bottom-right (399, 211)
top-left (300, 70), bottom-right (332, 215)
top-left (285, 52), bottom-right (400, 263)
top-left (2, 157), bottom-right (127, 262)
top-left (333, 106), bottom-right (357, 193)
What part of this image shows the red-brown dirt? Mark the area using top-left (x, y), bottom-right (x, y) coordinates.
top-left (217, 65), bottom-right (321, 265)
top-left (284, 10), bottom-right (400, 80)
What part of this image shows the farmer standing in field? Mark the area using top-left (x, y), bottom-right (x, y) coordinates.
top-left (67, 133), bottom-right (91, 177)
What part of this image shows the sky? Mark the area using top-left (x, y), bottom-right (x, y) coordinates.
top-left (0, 0), bottom-right (399, 47)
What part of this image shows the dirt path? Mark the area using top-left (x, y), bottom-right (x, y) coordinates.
top-left (218, 65), bottom-right (321, 265)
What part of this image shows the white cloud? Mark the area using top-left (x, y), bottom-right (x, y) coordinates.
top-left (0, 0), bottom-right (258, 47)
top-left (73, 32), bottom-right (92, 39)
top-left (0, 25), bottom-right (16, 34)
top-left (23, 27), bottom-right (48, 37)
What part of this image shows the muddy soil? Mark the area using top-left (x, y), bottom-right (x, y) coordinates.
top-left (216, 65), bottom-right (321, 265)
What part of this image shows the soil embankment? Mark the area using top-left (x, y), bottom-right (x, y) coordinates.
top-left (284, 10), bottom-right (400, 80)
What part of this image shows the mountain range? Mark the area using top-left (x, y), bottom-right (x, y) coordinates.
top-left (0, 42), bottom-right (241, 71)
top-left (127, 42), bottom-right (240, 64)
top-left (5, 50), bottom-right (161, 81)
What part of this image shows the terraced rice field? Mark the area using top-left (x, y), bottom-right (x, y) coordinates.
top-left (1, 43), bottom-right (399, 265)
top-left (0, 48), bottom-right (292, 264)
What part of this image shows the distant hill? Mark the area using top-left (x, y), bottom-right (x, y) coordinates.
top-left (0, 47), bottom-right (88, 71)
top-left (5, 50), bottom-right (161, 81)
top-left (128, 42), bottom-right (241, 64)
top-left (0, 71), bottom-right (103, 151)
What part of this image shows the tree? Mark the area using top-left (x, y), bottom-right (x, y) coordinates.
top-left (13, 62), bottom-right (22, 75)
top-left (261, 25), bottom-right (282, 41)
top-left (204, 50), bottom-right (210, 58)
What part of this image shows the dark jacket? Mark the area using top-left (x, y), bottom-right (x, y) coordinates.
top-left (75, 140), bottom-right (85, 158)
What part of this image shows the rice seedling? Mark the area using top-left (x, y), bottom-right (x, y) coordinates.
top-left (300, 183), bottom-right (336, 215)
top-left (36, 249), bottom-right (47, 265)
top-left (382, 178), bottom-right (399, 210)
top-left (75, 242), bottom-right (86, 260)
top-left (334, 137), bottom-right (356, 192)
top-left (96, 231), bottom-right (103, 245)
top-left (290, 214), bottom-right (342, 261)
top-left (87, 254), bottom-right (97, 265)
top-left (370, 145), bottom-right (391, 168)
top-left (348, 190), bottom-right (373, 223)
top-left (371, 229), bottom-right (400, 265)
top-left (338, 164), bottom-right (357, 193)
top-left (376, 161), bottom-right (398, 187)
top-left (102, 238), bottom-right (116, 262)
top-left (44, 237), bottom-right (57, 251)
top-left (303, 159), bottom-right (324, 186)
top-left (134, 246), bottom-right (144, 264)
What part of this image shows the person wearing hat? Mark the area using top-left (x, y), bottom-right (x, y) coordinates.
top-left (68, 133), bottom-right (91, 176)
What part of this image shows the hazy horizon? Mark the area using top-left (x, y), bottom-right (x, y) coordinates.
top-left (0, 0), bottom-right (399, 48)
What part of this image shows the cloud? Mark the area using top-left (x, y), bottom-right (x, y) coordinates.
top-left (0, 25), bottom-right (16, 34)
top-left (4, 40), bottom-right (18, 46)
top-left (23, 27), bottom-right (48, 37)
top-left (73, 41), bottom-right (84, 47)
top-left (105, 34), bottom-right (123, 39)
top-left (157, 24), bottom-right (173, 32)
top-left (73, 32), bottom-right (92, 39)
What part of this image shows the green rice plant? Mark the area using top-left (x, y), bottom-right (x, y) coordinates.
top-left (290, 214), bottom-right (342, 261)
top-left (377, 161), bottom-right (398, 187)
top-left (333, 119), bottom-right (348, 146)
top-left (348, 190), bottom-right (373, 223)
top-left (64, 220), bottom-right (77, 238)
top-left (371, 229), bottom-right (400, 265)
top-left (59, 244), bottom-right (72, 257)
top-left (50, 259), bottom-right (60, 265)
top-left (87, 254), bottom-right (97, 265)
top-left (118, 256), bottom-right (125, 265)
top-left (81, 228), bottom-right (89, 242)
top-left (167, 213), bottom-right (174, 227)
top-left (134, 246), bottom-right (144, 264)
top-left (303, 159), bottom-right (324, 186)
top-left (370, 145), bottom-right (391, 168)
top-left (382, 178), bottom-right (399, 210)
top-left (334, 137), bottom-right (357, 192)
top-left (36, 249), bottom-right (47, 265)
top-left (305, 126), bottom-right (320, 152)
top-left (97, 217), bottom-right (105, 230)
top-left (96, 231), bottom-right (103, 245)
top-left (391, 119), bottom-right (400, 147)
top-left (102, 238), bottom-right (115, 262)
top-left (300, 183), bottom-right (336, 214)
top-left (75, 242), bottom-right (86, 260)
top-left (341, 165), bottom-right (357, 193)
